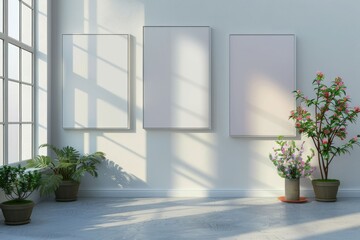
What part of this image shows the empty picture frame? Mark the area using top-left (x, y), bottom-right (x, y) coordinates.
top-left (143, 26), bottom-right (211, 129)
top-left (62, 34), bottom-right (130, 129)
top-left (229, 34), bottom-right (296, 137)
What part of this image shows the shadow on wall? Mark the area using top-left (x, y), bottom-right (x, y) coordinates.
top-left (98, 159), bottom-right (148, 189)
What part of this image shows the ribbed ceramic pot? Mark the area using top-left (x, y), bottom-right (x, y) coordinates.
top-left (55, 180), bottom-right (80, 202)
top-left (285, 178), bottom-right (300, 201)
top-left (0, 200), bottom-right (35, 225)
top-left (312, 179), bottom-right (340, 202)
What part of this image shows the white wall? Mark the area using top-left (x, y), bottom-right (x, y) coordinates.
top-left (50, 0), bottom-right (360, 197)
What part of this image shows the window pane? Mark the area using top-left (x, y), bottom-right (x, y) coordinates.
top-left (0, 125), bottom-right (3, 165)
top-left (8, 81), bottom-right (19, 122)
top-left (8, 124), bottom-right (19, 164)
top-left (23, 0), bottom-right (32, 7)
top-left (21, 124), bottom-right (32, 160)
top-left (8, 44), bottom-right (19, 80)
top-left (0, 79), bottom-right (2, 122)
top-left (21, 4), bottom-right (32, 46)
top-left (0, 39), bottom-right (3, 76)
top-left (8, 0), bottom-right (20, 40)
top-left (21, 49), bottom-right (32, 83)
top-left (22, 84), bottom-right (32, 122)
top-left (0, 0), bottom-right (3, 33)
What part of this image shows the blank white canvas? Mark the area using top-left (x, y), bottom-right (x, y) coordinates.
top-left (62, 34), bottom-right (129, 129)
top-left (143, 26), bottom-right (211, 129)
top-left (229, 34), bottom-right (296, 137)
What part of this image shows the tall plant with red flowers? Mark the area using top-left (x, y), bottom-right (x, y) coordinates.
top-left (289, 72), bottom-right (360, 180)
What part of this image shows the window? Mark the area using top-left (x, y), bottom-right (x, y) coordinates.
top-left (1, 0), bottom-right (34, 165)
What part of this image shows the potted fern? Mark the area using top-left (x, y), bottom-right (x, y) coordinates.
top-left (0, 165), bottom-right (41, 225)
top-left (289, 72), bottom-right (360, 201)
top-left (27, 144), bottom-right (106, 201)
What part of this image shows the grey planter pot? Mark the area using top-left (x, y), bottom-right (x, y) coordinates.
top-left (312, 179), bottom-right (340, 202)
top-left (285, 178), bottom-right (300, 201)
top-left (55, 180), bottom-right (80, 202)
top-left (0, 200), bottom-right (35, 225)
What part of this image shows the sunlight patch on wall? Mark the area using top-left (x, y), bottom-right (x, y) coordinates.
top-left (72, 38), bottom-right (89, 79)
top-left (74, 88), bottom-right (89, 128)
top-left (172, 33), bottom-right (210, 127)
top-left (171, 133), bottom-right (217, 189)
top-left (36, 0), bottom-right (48, 154)
top-left (245, 73), bottom-right (295, 135)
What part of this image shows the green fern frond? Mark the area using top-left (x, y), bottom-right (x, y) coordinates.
top-left (27, 155), bottom-right (52, 169)
top-left (39, 174), bottom-right (63, 196)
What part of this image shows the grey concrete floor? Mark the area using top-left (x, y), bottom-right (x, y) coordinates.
top-left (1, 197), bottom-right (360, 240)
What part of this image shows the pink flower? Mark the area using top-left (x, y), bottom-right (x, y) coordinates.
top-left (354, 106), bottom-right (360, 113)
top-left (316, 71), bottom-right (324, 78)
top-left (306, 115), bottom-right (311, 120)
top-left (335, 76), bottom-right (342, 82)
top-left (353, 136), bottom-right (358, 142)
top-left (335, 77), bottom-right (344, 86)
top-left (322, 138), bottom-right (328, 145)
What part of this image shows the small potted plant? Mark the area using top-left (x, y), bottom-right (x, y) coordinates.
top-left (269, 137), bottom-right (315, 201)
top-left (0, 165), bottom-right (41, 225)
top-left (27, 144), bottom-right (106, 202)
top-left (289, 72), bottom-right (360, 201)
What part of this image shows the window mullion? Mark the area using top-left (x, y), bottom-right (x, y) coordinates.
top-left (30, 0), bottom-right (34, 159)
top-left (19, 46), bottom-right (22, 161)
top-left (19, 0), bottom-right (22, 43)
top-left (3, 0), bottom-right (8, 165)
top-left (3, 0), bottom-right (8, 35)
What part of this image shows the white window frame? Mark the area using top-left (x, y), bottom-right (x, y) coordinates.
top-left (1, 0), bottom-right (35, 165)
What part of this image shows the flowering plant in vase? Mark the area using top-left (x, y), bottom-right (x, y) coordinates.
top-left (269, 137), bottom-right (315, 201)
top-left (269, 137), bottom-right (315, 180)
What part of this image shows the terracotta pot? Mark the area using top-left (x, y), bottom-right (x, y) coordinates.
top-left (285, 178), bottom-right (300, 201)
top-left (55, 180), bottom-right (80, 202)
top-left (0, 200), bottom-right (35, 225)
top-left (312, 179), bottom-right (340, 202)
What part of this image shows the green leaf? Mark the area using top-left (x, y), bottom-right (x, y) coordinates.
top-left (39, 174), bottom-right (63, 196)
